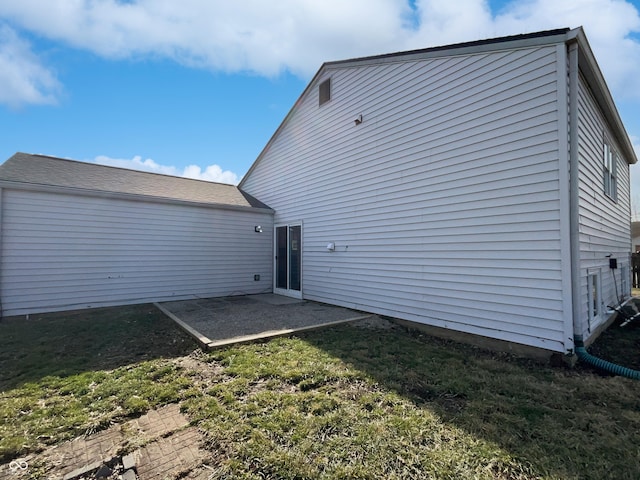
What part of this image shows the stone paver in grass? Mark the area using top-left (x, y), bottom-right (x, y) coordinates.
top-left (0, 403), bottom-right (204, 480)
top-left (55, 404), bottom-right (188, 479)
top-left (127, 404), bottom-right (190, 444)
top-left (133, 427), bottom-right (204, 480)
top-left (182, 464), bottom-right (217, 480)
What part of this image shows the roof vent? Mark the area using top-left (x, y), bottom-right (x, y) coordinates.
top-left (319, 78), bottom-right (331, 106)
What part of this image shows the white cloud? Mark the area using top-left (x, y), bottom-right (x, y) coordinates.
top-left (182, 164), bottom-right (239, 184)
top-left (0, 24), bottom-right (60, 108)
top-left (401, 0), bottom-right (640, 102)
top-left (0, 0), bottom-right (408, 77)
top-left (408, 0), bottom-right (495, 46)
top-left (1, 0), bottom-right (639, 106)
top-left (93, 155), bottom-right (239, 185)
top-left (490, 0), bottom-right (640, 102)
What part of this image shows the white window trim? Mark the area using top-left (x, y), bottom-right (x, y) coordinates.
top-left (587, 269), bottom-right (602, 332)
top-left (603, 139), bottom-right (617, 201)
top-left (273, 221), bottom-right (303, 299)
top-left (621, 264), bottom-right (629, 299)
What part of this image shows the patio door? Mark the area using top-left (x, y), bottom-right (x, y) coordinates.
top-left (274, 223), bottom-right (302, 298)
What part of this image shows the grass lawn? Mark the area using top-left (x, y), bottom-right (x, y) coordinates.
top-left (0, 305), bottom-right (197, 463)
top-left (2, 305), bottom-right (640, 479)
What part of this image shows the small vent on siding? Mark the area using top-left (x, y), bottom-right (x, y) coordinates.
top-left (319, 78), bottom-right (331, 106)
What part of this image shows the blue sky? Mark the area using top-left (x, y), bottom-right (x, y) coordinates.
top-left (1, 0), bottom-right (639, 192)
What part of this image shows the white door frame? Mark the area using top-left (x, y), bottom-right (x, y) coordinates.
top-left (273, 221), bottom-right (303, 299)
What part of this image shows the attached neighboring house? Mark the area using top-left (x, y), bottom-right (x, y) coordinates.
top-left (632, 221), bottom-right (640, 253)
top-left (1, 27), bottom-right (635, 358)
top-left (239, 27), bottom-right (637, 356)
top-left (0, 153), bottom-right (274, 315)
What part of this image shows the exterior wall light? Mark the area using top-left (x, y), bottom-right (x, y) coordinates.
top-left (255, 226), bottom-right (263, 233)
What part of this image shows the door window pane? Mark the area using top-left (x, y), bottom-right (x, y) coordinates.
top-left (276, 226), bottom-right (288, 289)
top-left (289, 225), bottom-right (301, 291)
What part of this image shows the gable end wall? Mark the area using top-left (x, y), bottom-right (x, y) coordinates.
top-left (242, 45), bottom-right (570, 352)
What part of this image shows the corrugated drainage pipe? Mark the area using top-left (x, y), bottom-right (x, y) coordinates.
top-left (575, 339), bottom-right (640, 380)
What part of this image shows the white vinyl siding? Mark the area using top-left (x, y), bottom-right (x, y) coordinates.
top-left (576, 73), bottom-right (631, 338)
top-left (243, 45), bottom-right (569, 352)
top-left (0, 189), bottom-right (273, 316)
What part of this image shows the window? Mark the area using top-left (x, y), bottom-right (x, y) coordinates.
top-left (621, 264), bottom-right (629, 297)
top-left (319, 78), bottom-right (331, 106)
top-left (587, 271), bottom-right (601, 330)
top-left (603, 140), bottom-right (617, 200)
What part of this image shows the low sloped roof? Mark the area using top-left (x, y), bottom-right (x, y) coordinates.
top-left (0, 153), bottom-right (271, 211)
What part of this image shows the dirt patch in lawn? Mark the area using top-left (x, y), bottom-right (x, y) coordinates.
top-left (587, 307), bottom-right (640, 372)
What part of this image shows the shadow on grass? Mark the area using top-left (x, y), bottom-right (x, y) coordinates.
top-left (588, 315), bottom-right (640, 371)
top-left (300, 322), bottom-right (640, 480)
top-left (0, 303), bottom-right (198, 391)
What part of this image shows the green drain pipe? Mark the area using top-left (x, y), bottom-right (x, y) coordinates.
top-left (574, 338), bottom-right (640, 380)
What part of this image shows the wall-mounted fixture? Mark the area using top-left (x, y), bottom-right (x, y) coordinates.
top-left (354, 114), bottom-right (363, 126)
top-left (255, 226), bottom-right (263, 233)
top-left (327, 242), bottom-right (335, 251)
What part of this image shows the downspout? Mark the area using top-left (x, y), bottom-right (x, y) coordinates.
top-left (568, 40), bottom-right (583, 345)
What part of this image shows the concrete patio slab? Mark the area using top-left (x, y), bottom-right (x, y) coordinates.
top-left (155, 295), bottom-right (373, 348)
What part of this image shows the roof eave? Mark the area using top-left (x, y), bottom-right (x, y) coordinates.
top-left (239, 63), bottom-right (328, 189)
top-left (0, 179), bottom-right (275, 214)
top-left (324, 29), bottom-right (570, 69)
top-left (566, 27), bottom-right (637, 165)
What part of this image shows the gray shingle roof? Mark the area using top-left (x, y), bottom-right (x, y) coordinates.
top-left (0, 153), bottom-right (270, 210)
